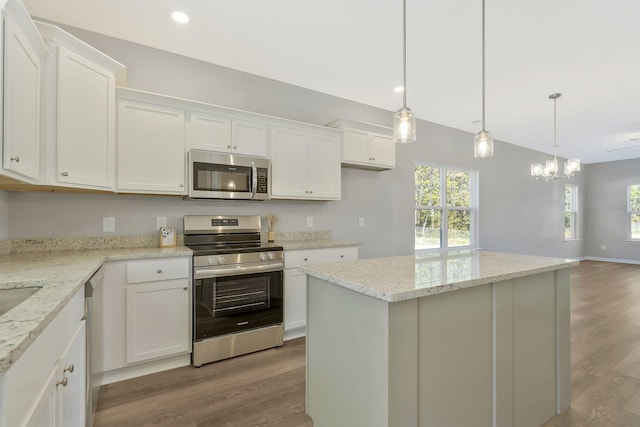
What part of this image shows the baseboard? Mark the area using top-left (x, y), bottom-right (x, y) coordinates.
top-left (584, 256), bottom-right (640, 266)
top-left (284, 326), bottom-right (306, 341)
top-left (101, 353), bottom-right (191, 385)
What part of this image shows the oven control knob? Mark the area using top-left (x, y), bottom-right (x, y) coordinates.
top-left (207, 256), bottom-right (216, 265)
top-left (259, 253), bottom-right (267, 261)
top-left (217, 256), bottom-right (225, 264)
top-left (267, 252), bottom-right (275, 260)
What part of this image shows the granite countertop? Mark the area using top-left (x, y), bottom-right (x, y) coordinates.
top-left (0, 246), bottom-right (192, 373)
top-left (300, 250), bottom-right (579, 303)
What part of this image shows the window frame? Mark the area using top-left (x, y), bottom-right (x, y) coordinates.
top-left (627, 184), bottom-right (640, 241)
top-left (414, 163), bottom-right (478, 252)
top-left (564, 184), bottom-right (578, 241)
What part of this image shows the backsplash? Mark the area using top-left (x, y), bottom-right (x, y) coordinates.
top-left (1, 234), bottom-right (185, 254)
top-left (274, 231), bottom-right (331, 241)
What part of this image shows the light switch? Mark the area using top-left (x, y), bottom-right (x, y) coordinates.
top-left (307, 216), bottom-right (314, 228)
top-left (156, 216), bottom-right (167, 229)
top-left (358, 217), bottom-right (365, 227)
top-left (103, 217), bottom-right (115, 233)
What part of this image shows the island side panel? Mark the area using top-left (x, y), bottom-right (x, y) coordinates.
top-left (417, 284), bottom-right (494, 427)
top-left (306, 276), bottom-right (418, 427)
top-left (512, 271), bottom-right (558, 427)
top-left (494, 280), bottom-right (514, 427)
top-left (555, 267), bottom-right (571, 413)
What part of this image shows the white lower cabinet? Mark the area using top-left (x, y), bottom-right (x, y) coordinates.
top-left (0, 288), bottom-right (85, 427)
top-left (284, 246), bottom-right (358, 337)
top-left (101, 257), bottom-right (191, 383)
top-left (126, 279), bottom-right (190, 363)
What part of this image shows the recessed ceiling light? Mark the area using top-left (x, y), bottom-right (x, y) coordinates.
top-left (393, 86), bottom-right (404, 93)
top-left (172, 11), bottom-right (190, 24)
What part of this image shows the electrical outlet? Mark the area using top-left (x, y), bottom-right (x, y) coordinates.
top-left (103, 217), bottom-right (115, 233)
top-left (156, 216), bottom-right (167, 229)
top-left (358, 217), bottom-right (365, 227)
top-left (306, 216), bottom-right (314, 228)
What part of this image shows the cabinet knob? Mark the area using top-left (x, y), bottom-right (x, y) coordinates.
top-left (61, 171), bottom-right (69, 177)
top-left (63, 364), bottom-right (74, 373)
top-left (340, 255), bottom-right (344, 258)
top-left (304, 258), bottom-right (308, 261)
top-left (56, 377), bottom-right (68, 387)
top-left (183, 287), bottom-right (188, 291)
top-left (227, 145), bottom-right (231, 149)
top-left (157, 269), bottom-right (162, 274)
top-left (179, 184), bottom-right (184, 188)
top-left (10, 156), bottom-right (20, 163)
top-left (233, 146), bottom-right (237, 149)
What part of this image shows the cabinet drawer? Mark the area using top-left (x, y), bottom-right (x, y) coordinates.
top-left (126, 258), bottom-right (190, 284)
top-left (285, 247), bottom-right (358, 269)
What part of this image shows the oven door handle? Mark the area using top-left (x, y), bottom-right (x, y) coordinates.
top-left (194, 262), bottom-right (283, 279)
top-left (250, 161), bottom-right (258, 199)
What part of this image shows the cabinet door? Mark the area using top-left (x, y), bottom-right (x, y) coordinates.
top-left (22, 365), bottom-right (58, 427)
top-left (270, 126), bottom-right (309, 198)
top-left (126, 279), bottom-right (190, 363)
top-left (117, 100), bottom-right (186, 194)
top-left (369, 133), bottom-right (395, 168)
top-left (284, 269), bottom-right (306, 331)
top-left (232, 119), bottom-right (268, 157)
top-left (57, 322), bottom-right (86, 427)
top-left (2, 13), bottom-right (42, 181)
top-left (342, 128), bottom-right (370, 163)
top-left (56, 46), bottom-right (115, 189)
top-left (307, 132), bottom-right (341, 200)
top-left (188, 112), bottom-right (231, 152)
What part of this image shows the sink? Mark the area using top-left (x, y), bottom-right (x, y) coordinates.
top-left (0, 286), bottom-right (42, 317)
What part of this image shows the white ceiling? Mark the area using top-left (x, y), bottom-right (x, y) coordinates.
top-left (24, 0), bottom-right (640, 164)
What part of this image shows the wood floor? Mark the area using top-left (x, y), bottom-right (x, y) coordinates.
top-left (95, 260), bottom-right (640, 427)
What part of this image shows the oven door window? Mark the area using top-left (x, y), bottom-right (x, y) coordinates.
top-left (193, 162), bottom-right (251, 193)
top-left (194, 270), bottom-right (283, 340)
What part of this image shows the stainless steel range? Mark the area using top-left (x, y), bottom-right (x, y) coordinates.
top-left (184, 215), bottom-right (284, 367)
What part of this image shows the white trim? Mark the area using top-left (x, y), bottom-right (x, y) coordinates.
top-left (625, 240), bottom-right (640, 243)
top-left (584, 256), bottom-right (640, 266)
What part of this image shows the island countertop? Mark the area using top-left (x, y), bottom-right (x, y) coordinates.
top-left (299, 250), bottom-right (579, 303)
top-left (0, 247), bottom-right (192, 373)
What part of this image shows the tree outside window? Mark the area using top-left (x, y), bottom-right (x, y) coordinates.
top-left (628, 184), bottom-right (640, 240)
top-left (564, 185), bottom-right (578, 240)
top-left (415, 164), bottom-right (477, 251)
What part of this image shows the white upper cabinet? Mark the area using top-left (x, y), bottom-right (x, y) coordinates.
top-left (327, 118), bottom-right (396, 170)
top-left (188, 111), bottom-right (268, 157)
top-left (116, 89), bottom-right (186, 195)
top-left (35, 21), bottom-right (126, 190)
top-left (1, 0), bottom-right (48, 182)
top-left (270, 125), bottom-right (341, 200)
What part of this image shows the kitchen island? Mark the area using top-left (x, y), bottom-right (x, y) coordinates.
top-left (300, 250), bottom-right (578, 427)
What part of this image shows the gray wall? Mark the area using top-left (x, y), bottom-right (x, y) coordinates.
top-left (585, 158), bottom-right (640, 262)
top-left (4, 24), bottom-right (586, 260)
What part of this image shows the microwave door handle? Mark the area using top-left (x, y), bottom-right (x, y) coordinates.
top-left (251, 161), bottom-right (258, 199)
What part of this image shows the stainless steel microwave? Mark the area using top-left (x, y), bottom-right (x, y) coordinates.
top-left (187, 150), bottom-right (270, 200)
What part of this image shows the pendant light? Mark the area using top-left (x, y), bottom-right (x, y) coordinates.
top-left (530, 93), bottom-right (580, 180)
top-left (474, 0), bottom-right (494, 158)
top-left (393, 0), bottom-right (416, 143)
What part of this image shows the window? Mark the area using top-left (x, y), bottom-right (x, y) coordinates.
top-left (564, 184), bottom-right (578, 240)
top-left (415, 164), bottom-right (477, 250)
top-left (628, 184), bottom-right (640, 240)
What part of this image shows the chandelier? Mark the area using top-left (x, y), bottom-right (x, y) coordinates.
top-left (530, 93), bottom-right (580, 180)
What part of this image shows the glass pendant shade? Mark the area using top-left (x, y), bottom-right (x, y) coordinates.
top-left (393, 107), bottom-right (416, 143)
top-left (544, 158), bottom-right (558, 178)
top-left (564, 158), bottom-right (581, 177)
top-left (474, 130), bottom-right (494, 158)
top-left (531, 163), bottom-right (543, 178)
